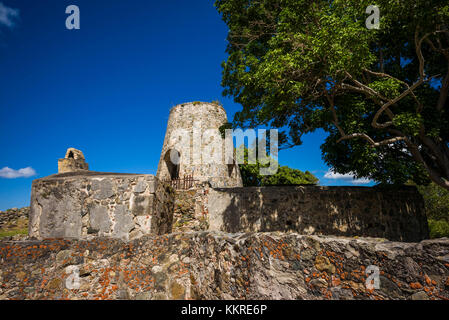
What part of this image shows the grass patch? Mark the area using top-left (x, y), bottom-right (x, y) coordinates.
top-left (0, 228), bottom-right (28, 239)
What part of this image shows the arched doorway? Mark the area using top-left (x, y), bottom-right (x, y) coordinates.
top-left (164, 149), bottom-right (180, 180)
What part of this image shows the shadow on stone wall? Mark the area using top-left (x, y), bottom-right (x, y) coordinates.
top-left (214, 185), bottom-right (429, 242)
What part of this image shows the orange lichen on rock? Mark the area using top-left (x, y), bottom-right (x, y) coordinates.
top-left (331, 276), bottom-right (341, 287)
top-left (1, 232), bottom-right (449, 300)
top-left (410, 282), bottom-right (423, 289)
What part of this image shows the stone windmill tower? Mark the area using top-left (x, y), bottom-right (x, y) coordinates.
top-left (156, 101), bottom-right (243, 188)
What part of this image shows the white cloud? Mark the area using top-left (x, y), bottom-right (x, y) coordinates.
top-left (0, 2), bottom-right (19, 28)
top-left (0, 167), bottom-right (36, 178)
top-left (324, 169), bottom-right (371, 185)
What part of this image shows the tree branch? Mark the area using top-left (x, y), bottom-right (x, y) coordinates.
top-left (370, 27), bottom-right (431, 129)
top-left (337, 133), bottom-right (407, 146)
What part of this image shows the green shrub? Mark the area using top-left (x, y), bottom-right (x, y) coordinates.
top-left (428, 219), bottom-right (449, 239)
top-left (417, 183), bottom-right (449, 222)
top-left (413, 182), bottom-right (449, 238)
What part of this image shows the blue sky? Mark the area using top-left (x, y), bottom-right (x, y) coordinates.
top-left (0, 0), bottom-right (372, 210)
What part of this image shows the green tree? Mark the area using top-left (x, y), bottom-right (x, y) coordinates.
top-left (215, 0), bottom-right (449, 189)
top-left (417, 182), bottom-right (449, 221)
top-left (415, 182), bottom-right (449, 238)
top-left (237, 146), bottom-right (318, 186)
top-left (427, 220), bottom-right (449, 239)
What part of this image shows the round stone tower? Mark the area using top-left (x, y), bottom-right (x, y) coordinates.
top-left (156, 101), bottom-right (243, 188)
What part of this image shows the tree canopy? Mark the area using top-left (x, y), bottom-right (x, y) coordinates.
top-left (237, 146), bottom-right (319, 186)
top-left (215, 0), bottom-right (449, 189)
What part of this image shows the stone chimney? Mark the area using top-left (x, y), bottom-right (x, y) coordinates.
top-left (58, 148), bottom-right (89, 173)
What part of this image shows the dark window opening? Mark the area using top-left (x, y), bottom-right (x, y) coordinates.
top-left (228, 163), bottom-right (234, 177)
top-left (68, 151), bottom-right (74, 158)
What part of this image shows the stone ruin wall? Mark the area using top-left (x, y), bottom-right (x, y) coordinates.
top-left (207, 185), bottom-right (429, 242)
top-left (28, 172), bottom-right (174, 241)
top-left (1, 233), bottom-right (448, 300)
top-left (28, 174), bottom-right (429, 243)
top-left (169, 185), bottom-right (428, 242)
top-left (171, 183), bottom-right (210, 233)
top-left (0, 207), bottom-right (30, 230)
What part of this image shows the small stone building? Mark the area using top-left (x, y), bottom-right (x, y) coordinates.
top-left (58, 148), bottom-right (89, 173)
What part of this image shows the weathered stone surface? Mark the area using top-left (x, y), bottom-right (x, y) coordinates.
top-left (173, 183), bottom-right (428, 242)
top-left (134, 181), bottom-right (147, 193)
top-left (131, 195), bottom-right (154, 216)
top-left (410, 291), bottom-right (429, 300)
top-left (56, 250), bottom-right (73, 267)
top-left (172, 186), bottom-right (209, 233)
top-left (207, 185), bottom-right (428, 242)
top-left (315, 255), bottom-right (336, 274)
top-left (33, 188), bottom-right (83, 239)
top-left (0, 232), bottom-right (447, 300)
top-left (89, 206), bottom-right (110, 235)
top-left (112, 205), bottom-right (134, 240)
top-left (29, 172), bottom-right (174, 240)
top-left (92, 180), bottom-right (114, 200)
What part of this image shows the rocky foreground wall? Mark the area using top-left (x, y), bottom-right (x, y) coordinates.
top-left (0, 232), bottom-right (448, 300)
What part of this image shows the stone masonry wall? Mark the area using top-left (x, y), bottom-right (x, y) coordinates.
top-left (0, 207), bottom-right (29, 230)
top-left (207, 185), bottom-right (429, 242)
top-left (172, 184), bottom-right (209, 233)
top-left (0, 232), bottom-right (448, 300)
top-left (29, 172), bottom-right (174, 240)
top-left (151, 178), bottom-right (175, 235)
